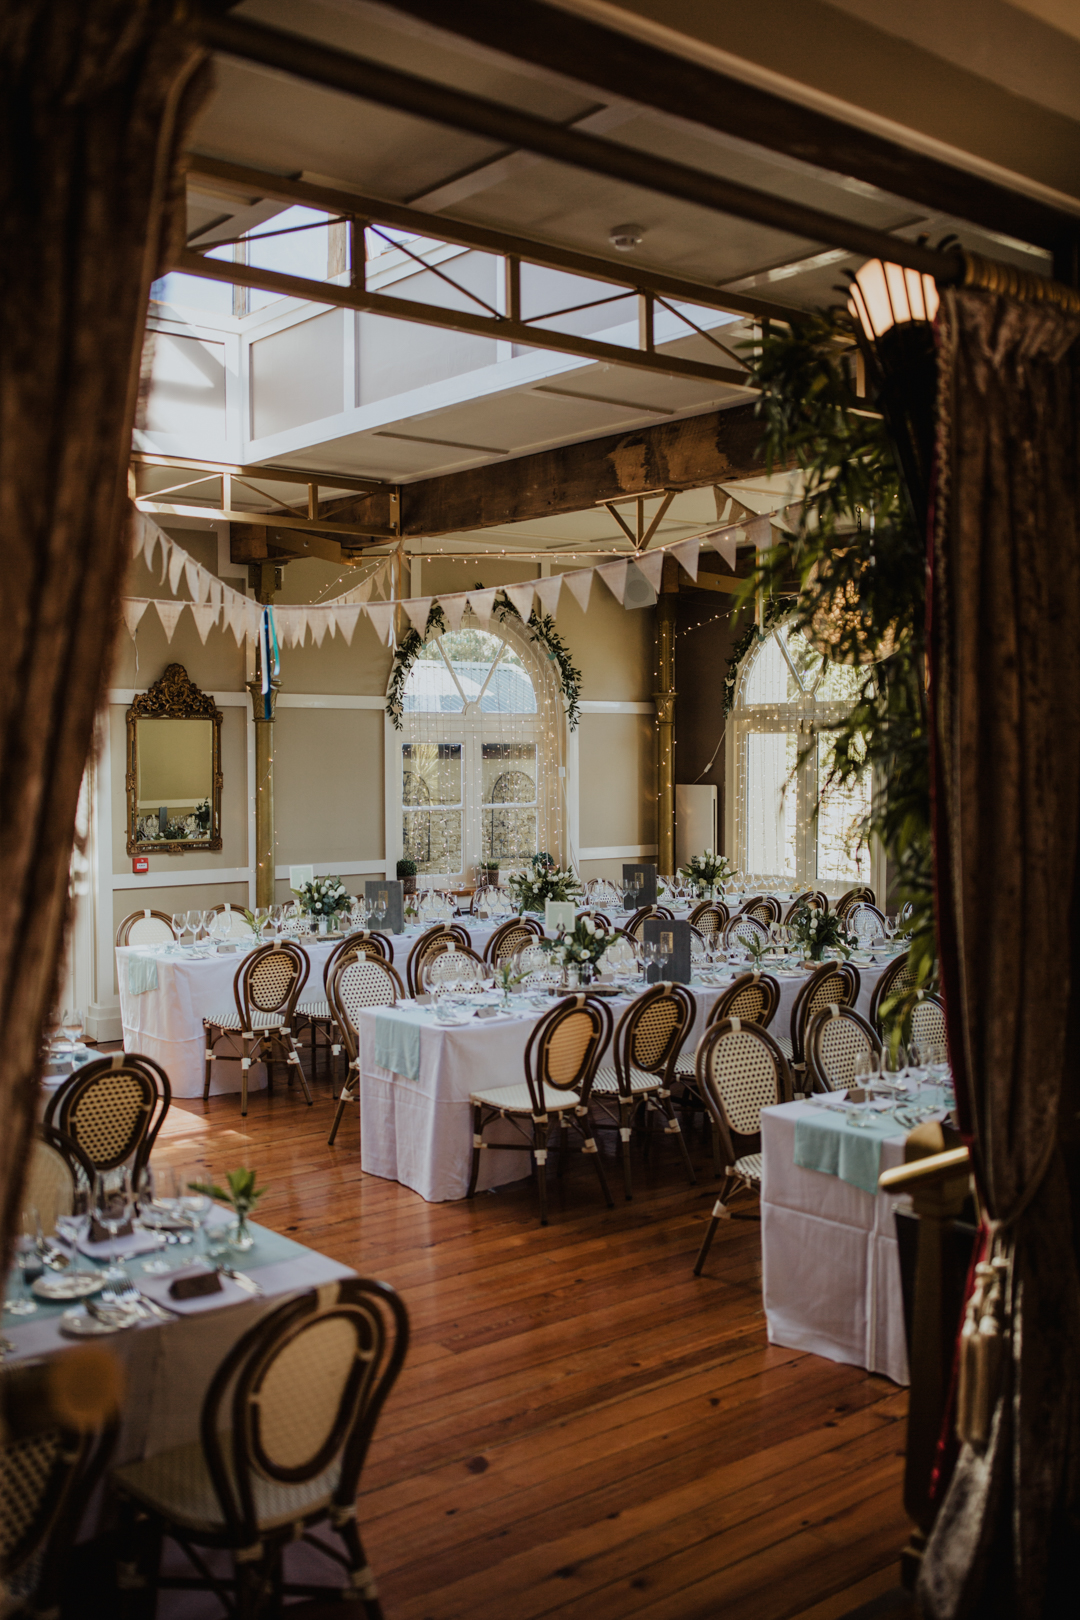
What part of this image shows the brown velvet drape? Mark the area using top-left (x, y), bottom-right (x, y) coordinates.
top-left (921, 288), bottom-right (1080, 1616)
top-left (0, 5), bottom-right (207, 1270)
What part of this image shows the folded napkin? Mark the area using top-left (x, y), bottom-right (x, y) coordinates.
top-left (374, 1007), bottom-right (425, 1080)
top-left (793, 1108), bottom-right (902, 1196)
top-left (78, 1228), bottom-right (165, 1262)
top-left (139, 1265), bottom-right (252, 1316)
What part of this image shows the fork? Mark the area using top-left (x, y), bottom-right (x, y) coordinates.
top-left (101, 1271), bottom-right (176, 1321)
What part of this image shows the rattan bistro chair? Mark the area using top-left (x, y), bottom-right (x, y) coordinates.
top-left (405, 924), bottom-right (472, 996)
top-left (203, 943), bottom-right (312, 1117)
top-left (786, 962), bottom-right (855, 1087)
top-left (909, 991), bottom-right (947, 1055)
top-left (722, 912), bottom-right (770, 952)
top-left (113, 1278), bottom-right (408, 1620)
top-left (575, 908), bottom-right (613, 933)
top-left (868, 949), bottom-right (918, 1031)
top-left (44, 1053), bottom-right (170, 1180)
top-left (409, 936), bottom-right (484, 997)
top-left (783, 893), bottom-right (828, 925)
top-left (482, 914), bottom-right (544, 966)
top-left (834, 885), bottom-right (876, 920)
top-left (673, 969), bottom-right (780, 1085)
top-left (692, 1019), bottom-right (791, 1277)
top-left (25, 1124), bottom-right (96, 1234)
top-left (688, 901), bottom-right (728, 940)
top-left (326, 957), bottom-right (406, 1147)
top-left (467, 994), bottom-right (614, 1226)
top-left (739, 895), bottom-right (782, 925)
top-left (115, 909), bottom-right (178, 947)
top-left (296, 932), bottom-right (393, 1088)
top-left (591, 983), bottom-right (697, 1199)
top-left (845, 901), bottom-right (887, 945)
top-left (0, 1354), bottom-right (120, 1618)
top-left (624, 905), bottom-right (674, 940)
top-left (805, 1004), bottom-right (882, 1092)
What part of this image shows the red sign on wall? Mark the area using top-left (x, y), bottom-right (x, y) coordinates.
top-left (132, 856), bottom-right (149, 874)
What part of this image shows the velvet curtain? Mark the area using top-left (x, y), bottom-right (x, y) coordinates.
top-left (0, 4), bottom-right (207, 1270)
top-left (921, 288), bottom-right (1080, 1616)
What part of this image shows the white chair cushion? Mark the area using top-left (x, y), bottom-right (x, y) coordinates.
top-left (204, 1010), bottom-right (286, 1032)
top-left (673, 1052), bottom-right (695, 1077)
top-left (296, 999), bottom-right (331, 1020)
top-left (591, 1065), bottom-right (660, 1094)
top-left (773, 1034), bottom-right (793, 1058)
top-left (115, 1438), bottom-right (340, 1535)
top-left (734, 1152), bottom-right (763, 1183)
top-left (469, 1082), bottom-right (582, 1113)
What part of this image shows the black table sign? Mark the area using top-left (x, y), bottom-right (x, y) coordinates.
top-left (643, 916), bottom-right (691, 984)
top-left (622, 861), bottom-right (657, 909)
top-left (365, 878), bottom-right (404, 935)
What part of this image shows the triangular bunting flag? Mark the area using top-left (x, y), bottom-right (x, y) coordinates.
top-left (155, 600), bottom-right (185, 643)
top-left (245, 602), bottom-right (262, 643)
top-left (503, 582), bottom-right (535, 621)
top-left (598, 559), bottom-right (629, 605)
top-left (190, 603), bottom-right (220, 644)
top-left (208, 577), bottom-right (223, 609)
top-left (439, 593), bottom-right (468, 632)
top-left (746, 514), bottom-right (773, 552)
top-left (405, 597), bottom-right (433, 634)
top-left (225, 597), bottom-right (248, 647)
top-left (533, 575), bottom-right (562, 618)
top-left (273, 607), bottom-right (302, 649)
top-left (467, 587), bottom-right (498, 626)
top-left (167, 543), bottom-right (186, 596)
top-left (564, 570), bottom-right (593, 613)
top-left (365, 602), bottom-right (396, 645)
top-left (309, 611), bottom-right (329, 648)
top-left (634, 550), bottom-right (665, 593)
top-left (673, 538), bottom-right (701, 580)
top-left (185, 557), bottom-right (209, 603)
top-left (705, 525), bottom-right (739, 572)
top-left (122, 599), bottom-right (149, 637)
top-left (334, 604), bottom-right (363, 645)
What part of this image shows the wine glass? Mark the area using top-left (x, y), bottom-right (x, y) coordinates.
top-left (61, 1007), bottom-right (85, 1050)
top-left (171, 910), bottom-right (187, 946)
top-left (5, 1209), bottom-right (42, 1316)
top-left (94, 1167), bottom-right (134, 1272)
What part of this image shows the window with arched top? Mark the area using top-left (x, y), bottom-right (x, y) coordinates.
top-left (725, 621), bottom-right (875, 887)
top-left (390, 623), bottom-right (564, 881)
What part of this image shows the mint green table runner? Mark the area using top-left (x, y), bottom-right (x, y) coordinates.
top-left (794, 1091), bottom-right (949, 1196)
top-left (373, 1007), bottom-right (427, 1080)
top-left (126, 956), bottom-right (160, 995)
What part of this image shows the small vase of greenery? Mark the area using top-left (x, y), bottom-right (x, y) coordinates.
top-left (188, 1168), bottom-right (266, 1252)
top-left (789, 903), bottom-right (855, 962)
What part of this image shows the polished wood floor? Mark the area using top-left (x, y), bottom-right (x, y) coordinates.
top-left (150, 1057), bottom-right (910, 1620)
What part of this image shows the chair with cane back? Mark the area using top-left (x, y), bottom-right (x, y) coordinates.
top-left (869, 949), bottom-right (919, 1032)
top-left (44, 1053), bottom-right (171, 1180)
top-left (909, 992), bottom-right (947, 1057)
top-left (834, 885), bottom-right (876, 920)
top-left (692, 1019), bottom-right (792, 1276)
top-left (786, 962), bottom-right (856, 1086)
top-left (590, 983), bottom-right (697, 1200)
top-left (624, 905), bottom-right (674, 941)
top-left (405, 924), bottom-right (472, 996)
top-left (295, 932), bottom-right (393, 1088)
top-left (482, 915), bottom-right (544, 966)
top-left (467, 994), bottom-right (615, 1226)
top-left (115, 910), bottom-right (178, 947)
top-left (688, 901), bottom-right (728, 940)
top-left (25, 1124), bottom-right (97, 1235)
top-left (723, 912), bottom-right (770, 953)
top-left (739, 895), bottom-right (781, 925)
top-left (325, 957), bottom-right (407, 1147)
top-left (202, 943), bottom-right (311, 1117)
top-left (805, 1004), bottom-right (882, 1092)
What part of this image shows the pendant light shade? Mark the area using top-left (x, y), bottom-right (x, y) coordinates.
top-left (847, 258), bottom-right (940, 339)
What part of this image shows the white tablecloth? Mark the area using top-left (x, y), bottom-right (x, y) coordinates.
top-left (761, 1100), bottom-right (910, 1385)
top-left (355, 959), bottom-right (889, 1203)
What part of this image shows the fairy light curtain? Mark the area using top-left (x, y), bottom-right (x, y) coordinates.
top-left (397, 611), bottom-right (565, 882)
top-left (728, 622), bottom-right (870, 886)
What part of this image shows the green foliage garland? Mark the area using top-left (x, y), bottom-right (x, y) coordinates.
top-left (722, 595), bottom-right (787, 715)
top-left (386, 593), bottom-right (582, 729)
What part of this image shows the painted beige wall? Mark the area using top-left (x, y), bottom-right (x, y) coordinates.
top-left (578, 712), bottom-right (656, 848)
top-left (273, 707), bottom-right (384, 865)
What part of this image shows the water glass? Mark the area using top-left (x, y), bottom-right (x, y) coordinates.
top-left (94, 1167), bottom-right (134, 1269)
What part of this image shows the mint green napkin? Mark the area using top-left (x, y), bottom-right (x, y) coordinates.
top-left (793, 1110), bottom-right (900, 1196)
top-left (374, 1007), bottom-right (425, 1080)
top-left (127, 956), bottom-right (159, 995)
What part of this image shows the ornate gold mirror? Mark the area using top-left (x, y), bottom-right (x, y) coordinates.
top-left (126, 664), bottom-right (223, 855)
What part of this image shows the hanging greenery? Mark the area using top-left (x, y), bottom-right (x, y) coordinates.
top-left (386, 593), bottom-right (582, 730)
top-left (721, 595), bottom-right (787, 715)
top-left (736, 308), bottom-right (935, 1022)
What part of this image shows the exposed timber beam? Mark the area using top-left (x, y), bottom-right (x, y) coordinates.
top-left (168, 248), bottom-right (752, 392)
top-left (185, 155), bottom-right (799, 327)
top-left (324, 403), bottom-right (770, 538)
top-left (373, 0), bottom-right (1079, 266)
top-left (186, 8), bottom-right (969, 286)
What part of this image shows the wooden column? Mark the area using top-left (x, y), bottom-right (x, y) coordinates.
top-left (655, 557), bottom-right (679, 875)
top-left (247, 563), bottom-right (280, 908)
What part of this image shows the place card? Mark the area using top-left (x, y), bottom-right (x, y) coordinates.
top-left (365, 879), bottom-right (404, 934)
top-left (643, 917), bottom-right (691, 984)
top-left (289, 865), bottom-right (314, 889)
top-left (622, 862), bottom-right (657, 909)
top-left (545, 900), bottom-right (576, 934)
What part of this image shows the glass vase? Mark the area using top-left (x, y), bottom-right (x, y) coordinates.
top-left (227, 1212), bottom-right (255, 1251)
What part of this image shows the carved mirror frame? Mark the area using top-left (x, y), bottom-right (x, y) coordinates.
top-left (126, 664), bottom-right (223, 856)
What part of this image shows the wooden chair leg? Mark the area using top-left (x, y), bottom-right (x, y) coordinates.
top-left (286, 1034), bottom-right (313, 1105)
top-left (466, 1104), bottom-right (484, 1197)
top-left (557, 1115), bottom-right (570, 1179)
top-left (533, 1117), bottom-right (550, 1226)
top-left (660, 1095), bottom-right (697, 1185)
top-left (582, 1129), bottom-right (614, 1209)
top-left (240, 1036), bottom-right (250, 1117)
top-left (338, 1518), bottom-right (385, 1620)
top-left (619, 1099), bottom-right (634, 1200)
top-left (694, 1213), bottom-right (722, 1276)
top-left (710, 1118), bottom-right (723, 1177)
top-left (202, 1025), bottom-right (214, 1105)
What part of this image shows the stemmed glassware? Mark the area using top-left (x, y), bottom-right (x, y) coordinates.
top-left (94, 1166), bottom-right (134, 1273)
top-left (4, 1209), bottom-right (42, 1316)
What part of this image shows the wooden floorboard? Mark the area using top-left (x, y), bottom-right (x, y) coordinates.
top-left (148, 1062), bottom-right (909, 1618)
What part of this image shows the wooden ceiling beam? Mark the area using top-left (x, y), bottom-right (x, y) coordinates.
top-left (324, 403), bottom-right (770, 538)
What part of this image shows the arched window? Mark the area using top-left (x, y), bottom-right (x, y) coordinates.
top-left (391, 623), bottom-right (564, 881)
top-left (725, 621), bottom-right (875, 887)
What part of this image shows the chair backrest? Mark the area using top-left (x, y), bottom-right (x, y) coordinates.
top-left (575, 909), bottom-right (613, 933)
top-left (43, 1054), bottom-right (171, 1176)
top-left (483, 915), bottom-right (544, 965)
top-left (909, 992), bottom-right (947, 1055)
top-left (784, 892), bottom-right (828, 924)
top-left (413, 938), bottom-right (484, 995)
top-left (723, 913), bottom-right (769, 950)
top-left (695, 1018), bottom-right (791, 1163)
top-left (788, 962), bottom-right (851, 1068)
top-left (406, 924), bottom-right (473, 995)
top-left (688, 902), bottom-right (728, 937)
top-left (846, 901), bottom-right (887, 944)
top-left (323, 931), bottom-right (392, 999)
top-left (201, 1278), bottom-right (408, 1545)
top-left (868, 949), bottom-right (918, 1030)
top-left (739, 896), bottom-right (781, 924)
top-left (625, 905), bottom-right (674, 940)
top-left (835, 961), bottom-right (862, 1004)
top-left (327, 958), bottom-right (406, 1066)
top-left (613, 983), bottom-right (694, 1089)
top-left (25, 1125), bottom-right (96, 1234)
top-left (115, 909), bottom-right (177, 947)
top-left (834, 885), bottom-right (876, 920)
top-left (523, 994), bottom-right (613, 1110)
top-left (235, 943), bottom-right (310, 1027)
top-left (208, 903), bottom-right (258, 940)
top-left (707, 971), bottom-right (780, 1030)
top-left (0, 1355), bottom-right (119, 1610)
top-left (805, 1004), bottom-right (882, 1092)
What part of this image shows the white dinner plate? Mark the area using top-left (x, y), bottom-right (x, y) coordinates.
top-left (59, 1304), bottom-right (140, 1337)
top-left (33, 1271), bottom-right (104, 1302)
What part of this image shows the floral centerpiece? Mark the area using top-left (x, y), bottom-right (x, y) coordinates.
top-left (678, 849), bottom-right (732, 899)
top-left (544, 915), bottom-right (611, 981)
top-left (789, 902), bottom-right (855, 962)
top-left (506, 853), bottom-right (581, 915)
top-left (292, 875), bottom-right (351, 924)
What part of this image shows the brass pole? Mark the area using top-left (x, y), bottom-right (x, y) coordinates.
top-left (247, 562), bottom-right (281, 909)
top-left (655, 558), bottom-right (678, 874)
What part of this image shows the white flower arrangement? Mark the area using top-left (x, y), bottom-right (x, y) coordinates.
top-left (293, 875), bottom-right (351, 918)
top-left (790, 902), bottom-right (855, 960)
top-left (506, 854), bottom-right (581, 915)
top-left (678, 848), bottom-right (732, 896)
top-left (545, 914), bottom-right (611, 968)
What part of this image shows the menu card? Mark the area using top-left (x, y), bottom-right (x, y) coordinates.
top-left (643, 916), bottom-right (691, 984)
top-left (622, 862), bottom-right (657, 909)
top-left (545, 900), bottom-right (577, 934)
top-left (365, 879), bottom-right (404, 935)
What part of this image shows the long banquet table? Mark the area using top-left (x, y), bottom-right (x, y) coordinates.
top-left (354, 960), bottom-right (891, 1202)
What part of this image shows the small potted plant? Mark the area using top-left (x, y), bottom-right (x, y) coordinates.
top-left (397, 857), bottom-right (418, 895)
top-left (188, 1167), bottom-right (266, 1252)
